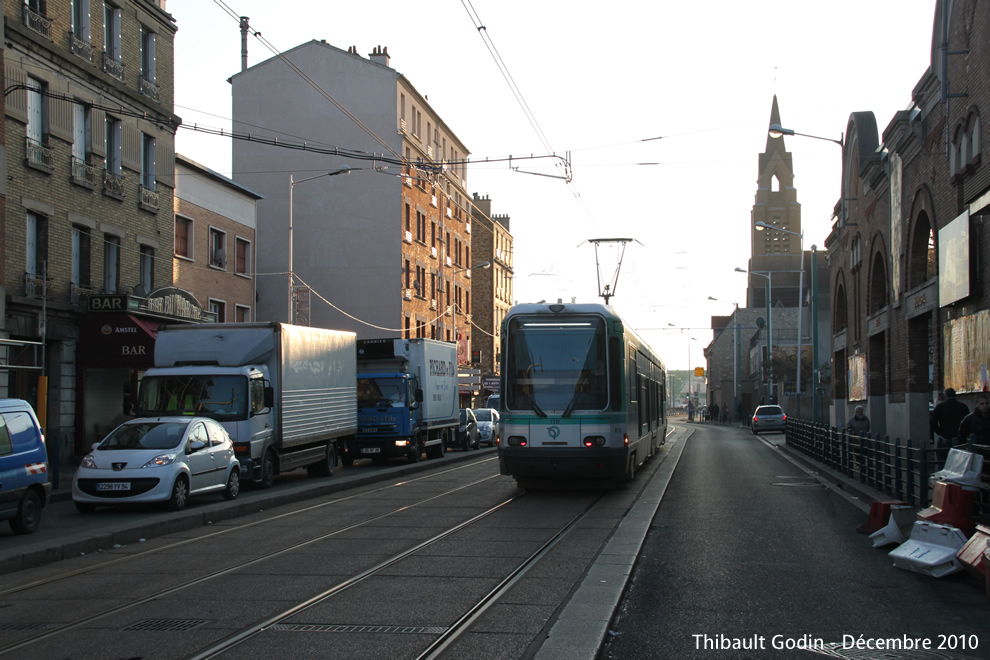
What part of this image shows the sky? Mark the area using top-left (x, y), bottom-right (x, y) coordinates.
top-left (168, 0), bottom-right (937, 370)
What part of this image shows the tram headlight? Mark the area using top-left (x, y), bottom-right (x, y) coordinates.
top-left (507, 436), bottom-right (527, 447)
top-left (583, 436), bottom-right (606, 447)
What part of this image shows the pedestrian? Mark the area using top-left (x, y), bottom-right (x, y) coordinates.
top-left (930, 387), bottom-right (969, 462)
top-left (958, 394), bottom-right (990, 445)
top-left (845, 405), bottom-right (870, 436)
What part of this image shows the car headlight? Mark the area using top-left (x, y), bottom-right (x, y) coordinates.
top-left (81, 454), bottom-right (97, 469)
top-left (142, 453), bottom-right (178, 468)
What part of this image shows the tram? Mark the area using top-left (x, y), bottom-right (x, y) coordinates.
top-left (496, 303), bottom-right (667, 485)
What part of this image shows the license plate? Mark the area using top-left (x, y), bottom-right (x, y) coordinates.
top-left (97, 482), bottom-right (131, 491)
top-left (361, 447), bottom-right (381, 454)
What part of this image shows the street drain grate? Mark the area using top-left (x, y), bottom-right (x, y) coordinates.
top-left (0, 622), bottom-right (60, 631)
top-left (123, 619), bottom-right (210, 632)
top-left (272, 624), bottom-right (447, 635)
top-left (809, 642), bottom-right (974, 659)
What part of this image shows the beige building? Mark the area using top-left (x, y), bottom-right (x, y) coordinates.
top-left (231, 43), bottom-right (476, 359)
top-left (470, 193), bottom-right (513, 387)
top-left (2, 0), bottom-right (179, 471)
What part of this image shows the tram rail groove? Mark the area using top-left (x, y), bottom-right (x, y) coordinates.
top-left (0, 457), bottom-right (499, 598)
top-left (0, 470), bottom-right (505, 656)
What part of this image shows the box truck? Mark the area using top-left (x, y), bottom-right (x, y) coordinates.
top-left (348, 338), bottom-right (458, 464)
top-left (135, 323), bottom-right (356, 487)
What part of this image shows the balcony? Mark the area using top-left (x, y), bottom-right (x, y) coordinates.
top-left (139, 183), bottom-right (160, 212)
top-left (23, 5), bottom-right (52, 41)
top-left (466, 222), bottom-right (472, 234)
top-left (431, 246), bottom-right (438, 259)
top-left (103, 53), bottom-right (124, 81)
top-left (23, 272), bottom-right (53, 300)
top-left (430, 299), bottom-right (437, 310)
top-left (70, 283), bottom-right (98, 305)
top-left (25, 137), bottom-right (54, 173)
top-left (139, 77), bottom-right (161, 104)
top-left (71, 157), bottom-right (98, 189)
top-left (404, 230), bottom-right (413, 244)
top-left (69, 32), bottom-right (95, 65)
top-left (103, 170), bottom-right (125, 200)
top-left (446, 256), bottom-right (452, 267)
top-left (404, 288), bottom-right (413, 301)
top-left (399, 118), bottom-right (407, 135)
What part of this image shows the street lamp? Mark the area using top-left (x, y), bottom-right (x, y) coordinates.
top-left (769, 123), bottom-right (844, 422)
top-left (450, 261), bottom-right (491, 363)
top-left (709, 296), bottom-right (741, 422)
top-left (756, 220), bottom-right (806, 416)
top-left (737, 267), bottom-right (773, 402)
top-left (288, 167), bottom-right (352, 324)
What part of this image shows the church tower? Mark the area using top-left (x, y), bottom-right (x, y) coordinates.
top-left (747, 96), bottom-right (804, 308)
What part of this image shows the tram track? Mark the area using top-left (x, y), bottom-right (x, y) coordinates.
top-left (0, 459), bottom-right (508, 656)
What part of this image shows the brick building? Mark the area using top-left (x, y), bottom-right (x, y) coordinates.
top-left (469, 193), bottom-right (513, 391)
top-left (825, 0), bottom-right (990, 442)
top-left (231, 42), bottom-right (477, 364)
top-left (1, 0), bottom-right (180, 472)
top-left (173, 154), bottom-right (261, 323)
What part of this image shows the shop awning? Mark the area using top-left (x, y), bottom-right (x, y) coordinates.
top-left (79, 314), bottom-right (162, 369)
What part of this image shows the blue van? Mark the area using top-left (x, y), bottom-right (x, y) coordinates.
top-left (0, 399), bottom-right (51, 534)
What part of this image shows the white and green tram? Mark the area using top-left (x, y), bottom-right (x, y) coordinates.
top-left (497, 303), bottom-right (667, 485)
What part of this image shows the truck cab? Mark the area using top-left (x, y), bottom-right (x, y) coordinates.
top-left (352, 373), bottom-right (421, 462)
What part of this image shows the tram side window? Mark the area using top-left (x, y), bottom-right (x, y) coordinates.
top-left (609, 337), bottom-right (622, 411)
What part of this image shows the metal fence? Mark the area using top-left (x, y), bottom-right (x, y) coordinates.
top-left (784, 419), bottom-right (939, 508)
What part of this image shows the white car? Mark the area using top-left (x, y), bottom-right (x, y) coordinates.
top-left (473, 408), bottom-right (499, 447)
top-left (72, 417), bottom-right (240, 512)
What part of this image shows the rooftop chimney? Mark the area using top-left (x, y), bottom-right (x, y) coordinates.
top-left (239, 17), bottom-right (249, 72)
top-left (369, 45), bottom-right (390, 67)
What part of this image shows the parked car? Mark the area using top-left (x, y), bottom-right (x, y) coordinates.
top-left (72, 417), bottom-right (240, 512)
top-left (0, 399), bottom-right (51, 534)
top-left (454, 408), bottom-right (481, 451)
top-left (486, 394), bottom-right (500, 411)
top-left (473, 408), bottom-right (499, 447)
top-left (751, 405), bottom-right (787, 435)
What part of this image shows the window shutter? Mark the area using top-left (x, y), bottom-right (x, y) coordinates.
top-left (91, 108), bottom-right (106, 156)
top-left (5, 65), bottom-right (28, 122)
top-left (156, 140), bottom-right (174, 188)
top-left (122, 124), bottom-right (141, 171)
top-left (49, 88), bottom-right (74, 142)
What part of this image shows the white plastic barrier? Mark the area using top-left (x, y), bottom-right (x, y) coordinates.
top-left (931, 449), bottom-right (985, 489)
top-left (888, 521), bottom-right (968, 578)
top-left (869, 506), bottom-right (916, 548)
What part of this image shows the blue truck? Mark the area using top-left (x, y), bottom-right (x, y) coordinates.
top-left (347, 338), bottom-right (458, 464)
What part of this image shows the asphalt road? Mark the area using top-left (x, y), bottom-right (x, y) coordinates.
top-left (602, 422), bottom-right (990, 660)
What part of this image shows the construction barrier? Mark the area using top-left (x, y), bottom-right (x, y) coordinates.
top-left (931, 449), bottom-right (985, 489)
top-left (917, 481), bottom-right (978, 535)
top-left (889, 521), bottom-right (968, 578)
top-left (868, 505), bottom-right (916, 548)
top-left (857, 500), bottom-right (908, 534)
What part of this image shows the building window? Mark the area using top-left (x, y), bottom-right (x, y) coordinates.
top-left (72, 0), bottom-right (90, 39)
top-left (103, 2), bottom-right (122, 79)
top-left (105, 115), bottom-right (122, 175)
top-left (141, 133), bottom-right (156, 190)
top-left (25, 77), bottom-right (50, 168)
top-left (139, 245), bottom-right (154, 293)
top-left (209, 228), bottom-right (227, 269)
top-left (26, 212), bottom-right (48, 286)
top-left (175, 216), bottom-right (192, 258)
top-left (103, 234), bottom-right (120, 293)
top-left (209, 299), bottom-right (226, 322)
top-left (71, 225), bottom-right (91, 287)
top-left (140, 26), bottom-right (156, 83)
top-left (235, 237), bottom-right (250, 275)
top-left (235, 305), bottom-right (251, 323)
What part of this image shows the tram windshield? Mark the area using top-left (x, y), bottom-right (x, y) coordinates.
top-left (505, 315), bottom-right (608, 416)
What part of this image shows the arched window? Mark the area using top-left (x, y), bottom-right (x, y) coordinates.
top-left (771, 174), bottom-right (780, 192)
top-left (869, 251), bottom-right (887, 314)
top-left (833, 282), bottom-right (848, 333)
top-left (908, 211), bottom-right (936, 289)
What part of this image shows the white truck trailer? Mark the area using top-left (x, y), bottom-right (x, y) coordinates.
top-left (348, 338), bottom-right (458, 464)
top-left (135, 323), bottom-right (356, 487)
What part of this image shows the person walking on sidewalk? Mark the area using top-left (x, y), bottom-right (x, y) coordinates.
top-left (958, 395), bottom-right (990, 447)
top-left (845, 405), bottom-right (870, 436)
top-left (930, 387), bottom-right (969, 463)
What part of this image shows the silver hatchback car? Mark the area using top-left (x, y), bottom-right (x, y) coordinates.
top-left (751, 405), bottom-right (786, 435)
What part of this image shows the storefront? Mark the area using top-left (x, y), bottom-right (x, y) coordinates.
top-left (75, 289), bottom-right (215, 454)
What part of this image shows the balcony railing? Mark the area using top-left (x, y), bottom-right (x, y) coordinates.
top-left (103, 170), bottom-right (125, 199)
top-left (23, 5), bottom-right (52, 41)
top-left (23, 272), bottom-right (52, 299)
top-left (70, 282), bottom-right (98, 305)
top-left (69, 32), bottom-right (95, 64)
top-left (25, 137), bottom-right (54, 172)
top-left (103, 53), bottom-right (124, 81)
top-left (71, 157), bottom-right (98, 188)
top-left (139, 77), bottom-right (160, 103)
top-left (139, 183), bottom-right (160, 211)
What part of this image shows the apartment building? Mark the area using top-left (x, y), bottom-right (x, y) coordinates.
top-left (2, 0), bottom-right (179, 470)
top-left (470, 193), bottom-right (513, 384)
top-left (173, 154), bottom-right (261, 324)
top-left (231, 43), bottom-right (477, 361)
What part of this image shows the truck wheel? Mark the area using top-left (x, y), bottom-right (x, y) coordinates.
top-left (260, 450), bottom-right (276, 489)
top-left (308, 443), bottom-right (336, 477)
top-left (426, 438), bottom-right (447, 460)
top-left (9, 489), bottom-right (42, 534)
